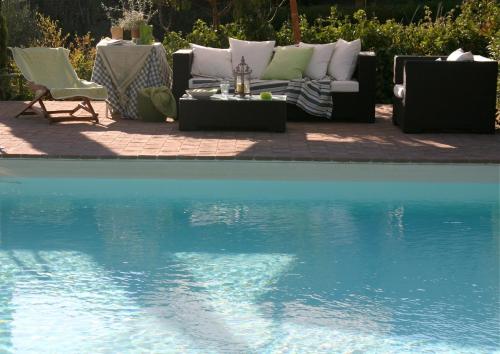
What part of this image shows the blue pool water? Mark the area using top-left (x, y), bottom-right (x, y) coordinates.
top-left (0, 164), bottom-right (498, 353)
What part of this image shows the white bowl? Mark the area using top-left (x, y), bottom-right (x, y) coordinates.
top-left (186, 88), bottom-right (218, 100)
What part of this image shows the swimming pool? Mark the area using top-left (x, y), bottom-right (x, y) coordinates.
top-left (0, 160), bottom-right (498, 353)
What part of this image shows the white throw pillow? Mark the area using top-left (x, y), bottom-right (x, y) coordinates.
top-left (229, 38), bottom-right (276, 79)
top-left (328, 39), bottom-right (361, 81)
top-left (299, 42), bottom-right (336, 80)
top-left (190, 43), bottom-right (233, 79)
top-left (447, 48), bottom-right (474, 62)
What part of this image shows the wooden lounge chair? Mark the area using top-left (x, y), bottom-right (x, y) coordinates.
top-left (10, 47), bottom-right (108, 123)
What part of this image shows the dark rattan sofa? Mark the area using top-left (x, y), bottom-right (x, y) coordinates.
top-left (172, 49), bottom-right (377, 123)
top-left (392, 55), bottom-right (498, 133)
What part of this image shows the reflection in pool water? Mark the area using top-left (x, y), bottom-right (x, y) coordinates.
top-left (0, 177), bottom-right (498, 353)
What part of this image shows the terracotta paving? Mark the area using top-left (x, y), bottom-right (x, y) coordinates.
top-left (0, 101), bottom-right (499, 163)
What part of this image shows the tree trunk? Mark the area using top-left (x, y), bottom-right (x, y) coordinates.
top-left (354, 0), bottom-right (365, 8)
top-left (289, 0), bottom-right (300, 44)
top-left (207, 0), bottom-right (220, 28)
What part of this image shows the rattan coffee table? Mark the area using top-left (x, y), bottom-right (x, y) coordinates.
top-left (179, 94), bottom-right (287, 132)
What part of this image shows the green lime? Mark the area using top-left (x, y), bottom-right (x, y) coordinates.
top-left (260, 92), bottom-right (272, 100)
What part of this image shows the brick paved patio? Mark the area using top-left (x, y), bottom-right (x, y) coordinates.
top-left (0, 101), bottom-right (498, 162)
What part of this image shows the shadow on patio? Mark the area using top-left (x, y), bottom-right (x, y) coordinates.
top-left (0, 101), bottom-right (499, 162)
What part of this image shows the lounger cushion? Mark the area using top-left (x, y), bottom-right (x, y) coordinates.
top-left (10, 47), bottom-right (107, 100)
top-left (330, 80), bottom-right (359, 93)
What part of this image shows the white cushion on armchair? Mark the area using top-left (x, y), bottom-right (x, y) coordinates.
top-left (447, 48), bottom-right (474, 62)
top-left (393, 84), bottom-right (405, 99)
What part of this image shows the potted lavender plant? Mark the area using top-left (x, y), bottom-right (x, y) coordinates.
top-left (102, 0), bottom-right (157, 43)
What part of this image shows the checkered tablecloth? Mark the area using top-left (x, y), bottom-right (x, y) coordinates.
top-left (91, 43), bottom-right (172, 119)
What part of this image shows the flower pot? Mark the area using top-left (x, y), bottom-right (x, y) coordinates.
top-left (131, 26), bottom-right (140, 41)
top-left (110, 26), bottom-right (123, 40)
top-left (123, 29), bottom-right (131, 40)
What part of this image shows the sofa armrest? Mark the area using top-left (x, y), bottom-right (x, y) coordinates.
top-left (357, 51), bottom-right (376, 93)
top-left (393, 55), bottom-right (444, 84)
top-left (172, 49), bottom-right (193, 101)
top-left (355, 51), bottom-right (376, 122)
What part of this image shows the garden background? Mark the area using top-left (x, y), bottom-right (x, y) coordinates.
top-left (0, 0), bottom-right (498, 107)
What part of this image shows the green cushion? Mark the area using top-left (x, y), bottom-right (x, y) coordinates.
top-left (137, 86), bottom-right (177, 122)
top-left (261, 47), bottom-right (314, 80)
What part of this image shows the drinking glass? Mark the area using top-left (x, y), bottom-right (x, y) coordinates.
top-left (220, 81), bottom-right (230, 98)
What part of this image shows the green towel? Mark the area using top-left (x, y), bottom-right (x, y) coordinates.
top-left (138, 86), bottom-right (177, 121)
top-left (9, 47), bottom-right (107, 100)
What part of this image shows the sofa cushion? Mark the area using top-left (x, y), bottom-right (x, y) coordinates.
top-left (189, 77), bottom-right (290, 93)
top-left (393, 84), bottom-right (405, 99)
top-left (261, 47), bottom-right (313, 80)
top-left (189, 76), bottom-right (361, 94)
top-left (189, 44), bottom-right (233, 79)
top-left (299, 42), bottom-right (336, 80)
top-left (447, 48), bottom-right (474, 62)
top-left (229, 38), bottom-right (275, 79)
top-left (474, 55), bottom-right (495, 62)
top-left (328, 39), bottom-right (361, 81)
top-left (189, 77), bottom-right (222, 89)
top-left (330, 80), bottom-right (359, 93)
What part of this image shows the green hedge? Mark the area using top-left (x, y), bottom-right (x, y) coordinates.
top-left (4, 0), bottom-right (499, 109)
top-left (163, 0), bottom-right (499, 104)
top-left (0, 3), bottom-right (9, 100)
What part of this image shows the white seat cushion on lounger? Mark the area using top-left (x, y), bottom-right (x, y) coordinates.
top-left (393, 84), bottom-right (405, 99)
top-left (330, 80), bottom-right (359, 93)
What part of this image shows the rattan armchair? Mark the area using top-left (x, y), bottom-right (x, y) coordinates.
top-left (392, 55), bottom-right (498, 133)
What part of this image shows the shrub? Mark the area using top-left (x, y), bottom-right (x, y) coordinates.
top-left (5, 13), bottom-right (97, 99)
top-left (162, 19), bottom-right (246, 67)
top-left (2, 0), bottom-right (39, 47)
top-left (0, 4), bottom-right (7, 70)
top-left (162, 0), bottom-right (498, 104)
top-left (0, 3), bottom-right (8, 99)
top-left (3, 0), bottom-right (499, 109)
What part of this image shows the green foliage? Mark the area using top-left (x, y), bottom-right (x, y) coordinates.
top-left (0, 2), bottom-right (10, 100)
top-left (3, 0), bottom-right (499, 110)
top-left (2, 0), bottom-right (39, 47)
top-left (162, 0), bottom-right (499, 104)
top-left (4, 12), bottom-right (97, 100)
top-left (488, 30), bottom-right (500, 114)
top-left (162, 19), bottom-right (245, 66)
top-left (0, 4), bottom-right (7, 71)
top-left (162, 30), bottom-right (189, 65)
top-left (186, 19), bottom-right (245, 47)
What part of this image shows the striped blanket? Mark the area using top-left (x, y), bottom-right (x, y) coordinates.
top-left (189, 77), bottom-right (333, 118)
